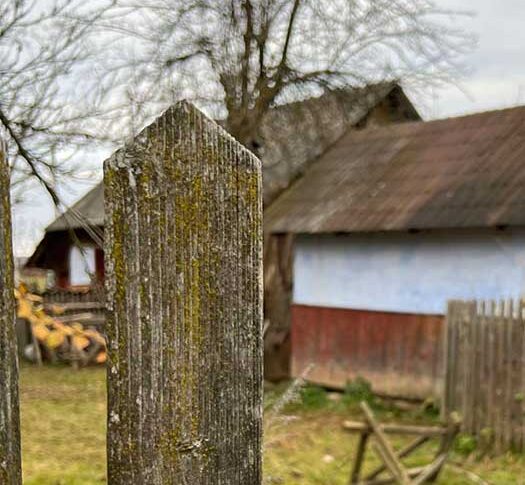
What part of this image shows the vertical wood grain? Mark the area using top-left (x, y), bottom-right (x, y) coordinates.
top-left (0, 139), bottom-right (22, 484)
top-left (444, 298), bottom-right (525, 453)
top-left (105, 102), bottom-right (263, 484)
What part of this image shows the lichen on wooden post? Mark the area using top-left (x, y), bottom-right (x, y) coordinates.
top-left (105, 102), bottom-right (263, 484)
top-left (0, 139), bottom-right (22, 484)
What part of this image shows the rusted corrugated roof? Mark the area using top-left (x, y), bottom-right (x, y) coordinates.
top-left (265, 105), bottom-right (525, 234)
top-left (44, 83), bottom-right (417, 232)
top-left (259, 83), bottom-right (418, 204)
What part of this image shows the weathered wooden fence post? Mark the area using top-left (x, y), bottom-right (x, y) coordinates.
top-left (0, 139), bottom-right (22, 484)
top-left (105, 102), bottom-right (263, 483)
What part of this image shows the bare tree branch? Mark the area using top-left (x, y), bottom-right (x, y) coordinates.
top-left (93, 0), bottom-right (474, 147)
top-left (0, 0), bottom-right (115, 206)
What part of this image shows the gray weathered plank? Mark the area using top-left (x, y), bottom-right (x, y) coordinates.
top-left (442, 301), bottom-right (455, 418)
top-left (519, 300), bottom-right (525, 451)
top-left (475, 301), bottom-right (486, 439)
top-left (105, 102), bottom-right (263, 484)
top-left (360, 402), bottom-right (412, 484)
top-left (503, 299), bottom-right (513, 450)
top-left (350, 430), bottom-right (370, 484)
top-left (342, 421), bottom-right (447, 437)
top-left (0, 139), bottom-right (22, 484)
top-left (511, 301), bottom-right (522, 449)
top-left (495, 299), bottom-right (505, 453)
top-left (444, 298), bottom-right (525, 454)
top-left (487, 300), bottom-right (497, 445)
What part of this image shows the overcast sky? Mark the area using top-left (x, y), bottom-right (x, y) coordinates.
top-left (12, 0), bottom-right (525, 257)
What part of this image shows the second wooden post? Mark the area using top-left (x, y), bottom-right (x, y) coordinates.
top-left (0, 139), bottom-right (22, 484)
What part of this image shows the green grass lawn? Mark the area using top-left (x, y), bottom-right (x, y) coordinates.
top-left (20, 365), bottom-right (106, 484)
top-left (19, 365), bottom-right (525, 484)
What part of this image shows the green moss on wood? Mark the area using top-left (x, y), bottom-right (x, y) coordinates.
top-left (0, 144), bottom-right (22, 484)
top-left (105, 102), bottom-right (263, 484)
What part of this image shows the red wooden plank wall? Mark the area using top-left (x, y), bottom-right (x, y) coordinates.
top-left (291, 304), bottom-right (445, 399)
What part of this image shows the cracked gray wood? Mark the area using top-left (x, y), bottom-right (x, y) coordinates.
top-left (105, 102), bottom-right (263, 484)
top-left (0, 139), bottom-right (22, 484)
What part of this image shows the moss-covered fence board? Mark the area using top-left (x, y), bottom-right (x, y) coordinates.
top-left (105, 102), bottom-right (263, 484)
top-left (0, 139), bottom-right (22, 484)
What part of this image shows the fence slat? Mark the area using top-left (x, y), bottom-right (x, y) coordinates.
top-left (519, 301), bottom-right (525, 451)
top-left (445, 297), bottom-right (525, 454)
top-left (459, 303), bottom-right (472, 431)
top-left (520, 300), bottom-right (525, 450)
top-left (503, 299), bottom-right (513, 450)
top-left (511, 301), bottom-right (522, 449)
top-left (487, 300), bottom-right (497, 446)
top-left (477, 302), bottom-right (487, 443)
top-left (495, 299), bottom-right (505, 453)
top-left (0, 140), bottom-right (22, 483)
top-left (472, 301), bottom-right (481, 437)
top-left (442, 301), bottom-right (456, 417)
top-left (105, 102), bottom-right (263, 484)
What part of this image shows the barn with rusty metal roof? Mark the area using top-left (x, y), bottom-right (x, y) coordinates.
top-left (25, 82), bottom-right (419, 383)
top-left (266, 105), bottom-right (525, 233)
top-left (265, 105), bottom-right (525, 398)
top-left (26, 83), bottom-right (417, 288)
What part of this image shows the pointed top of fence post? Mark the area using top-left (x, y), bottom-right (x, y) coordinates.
top-left (105, 99), bottom-right (261, 173)
top-left (105, 100), bottom-right (263, 484)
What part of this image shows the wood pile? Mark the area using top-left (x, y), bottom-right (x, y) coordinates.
top-left (15, 284), bottom-right (106, 367)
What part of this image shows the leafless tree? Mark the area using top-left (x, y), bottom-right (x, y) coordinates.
top-left (0, 0), bottom-right (114, 205)
top-left (97, 0), bottom-right (475, 146)
top-left (0, 0), bottom-right (475, 202)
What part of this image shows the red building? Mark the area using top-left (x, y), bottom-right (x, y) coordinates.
top-left (26, 183), bottom-right (104, 288)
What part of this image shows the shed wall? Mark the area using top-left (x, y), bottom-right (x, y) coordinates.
top-left (291, 305), bottom-right (444, 398)
top-left (26, 228), bottom-right (104, 288)
top-left (294, 230), bottom-right (525, 314)
top-left (291, 230), bottom-right (525, 396)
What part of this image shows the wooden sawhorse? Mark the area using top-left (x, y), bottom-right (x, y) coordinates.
top-left (344, 402), bottom-right (460, 485)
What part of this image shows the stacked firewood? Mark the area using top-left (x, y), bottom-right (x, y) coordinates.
top-left (15, 284), bottom-right (106, 367)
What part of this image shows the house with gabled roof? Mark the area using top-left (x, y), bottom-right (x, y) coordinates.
top-left (26, 182), bottom-right (105, 288)
top-left (265, 104), bottom-right (525, 396)
top-left (26, 82), bottom-right (417, 289)
top-left (25, 82), bottom-right (419, 380)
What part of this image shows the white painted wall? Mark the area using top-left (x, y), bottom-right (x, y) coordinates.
top-left (69, 245), bottom-right (96, 286)
top-left (293, 230), bottom-right (525, 314)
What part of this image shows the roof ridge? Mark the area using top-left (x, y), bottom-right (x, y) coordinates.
top-left (343, 103), bottom-right (525, 140)
top-left (267, 81), bottom-right (397, 112)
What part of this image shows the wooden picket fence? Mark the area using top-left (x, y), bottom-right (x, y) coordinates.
top-left (0, 102), bottom-right (264, 484)
top-left (443, 299), bottom-right (525, 453)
